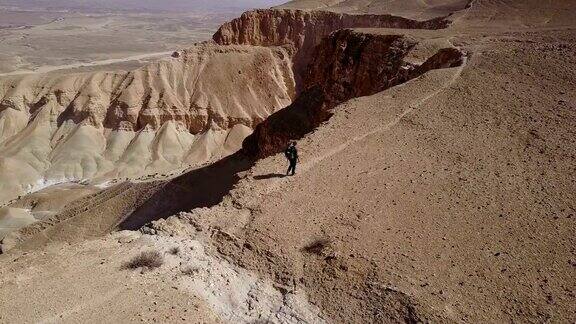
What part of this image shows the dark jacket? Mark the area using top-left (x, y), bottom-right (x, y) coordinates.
top-left (285, 146), bottom-right (298, 161)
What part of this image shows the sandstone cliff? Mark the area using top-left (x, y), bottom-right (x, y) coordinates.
top-left (213, 9), bottom-right (451, 89)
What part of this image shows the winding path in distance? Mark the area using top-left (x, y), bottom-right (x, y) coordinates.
top-left (0, 51), bottom-right (172, 77)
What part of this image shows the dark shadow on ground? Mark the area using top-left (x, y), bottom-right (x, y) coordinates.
top-left (253, 173), bottom-right (286, 180)
top-left (118, 151), bottom-right (255, 230)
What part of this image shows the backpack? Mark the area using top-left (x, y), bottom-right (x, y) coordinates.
top-left (285, 146), bottom-right (295, 160)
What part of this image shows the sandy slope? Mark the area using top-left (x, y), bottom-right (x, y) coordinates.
top-left (0, 230), bottom-right (326, 323)
top-left (0, 0), bottom-right (575, 323)
top-left (0, 232), bottom-right (220, 323)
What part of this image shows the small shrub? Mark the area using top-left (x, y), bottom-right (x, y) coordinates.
top-left (168, 246), bottom-right (180, 255)
top-left (123, 250), bottom-right (163, 271)
top-left (181, 266), bottom-right (199, 276)
top-left (303, 238), bottom-right (331, 255)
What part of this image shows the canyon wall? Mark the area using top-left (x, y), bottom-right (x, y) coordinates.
top-left (243, 29), bottom-right (464, 158)
top-left (213, 9), bottom-right (451, 90)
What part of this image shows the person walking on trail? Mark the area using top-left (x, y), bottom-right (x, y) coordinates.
top-left (285, 141), bottom-right (299, 176)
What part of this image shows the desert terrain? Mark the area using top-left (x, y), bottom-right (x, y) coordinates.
top-left (0, 0), bottom-right (575, 323)
top-left (0, 0), bottom-right (284, 75)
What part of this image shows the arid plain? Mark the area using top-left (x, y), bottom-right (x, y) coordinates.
top-left (0, 1), bottom-right (280, 75)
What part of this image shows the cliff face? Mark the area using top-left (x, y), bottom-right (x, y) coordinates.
top-left (243, 29), bottom-right (465, 157)
top-left (212, 9), bottom-right (464, 158)
top-left (213, 9), bottom-right (450, 90)
top-left (213, 9), bottom-right (449, 47)
top-left (303, 31), bottom-right (417, 106)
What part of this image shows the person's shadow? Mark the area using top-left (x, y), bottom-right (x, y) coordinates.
top-left (253, 173), bottom-right (286, 180)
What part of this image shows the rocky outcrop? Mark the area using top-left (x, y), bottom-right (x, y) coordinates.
top-left (243, 29), bottom-right (465, 158)
top-left (304, 31), bottom-right (417, 107)
top-left (213, 9), bottom-right (451, 90)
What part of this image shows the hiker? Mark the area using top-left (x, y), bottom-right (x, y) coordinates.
top-left (285, 141), bottom-right (298, 176)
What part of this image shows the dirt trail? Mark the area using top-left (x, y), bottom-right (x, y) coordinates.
top-left (302, 51), bottom-right (467, 174)
top-left (259, 53), bottom-right (467, 196)
top-left (0, 51), bottom-right (172, 77)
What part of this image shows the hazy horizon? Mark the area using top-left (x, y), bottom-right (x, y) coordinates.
top-left (0, 0), bottom-right (288, 13)
top-left (0, 0), bottom-right (289, 75)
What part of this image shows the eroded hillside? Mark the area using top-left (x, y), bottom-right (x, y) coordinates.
top-left (0, 44), bottom-right (295, 205)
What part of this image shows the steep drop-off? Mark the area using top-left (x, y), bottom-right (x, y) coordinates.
top-left (0, 44), bottom-right (295, 204)
top-left (244, 29), bottom-right (464, 157)
top-left (213, 9), bottom-right (451, 89)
